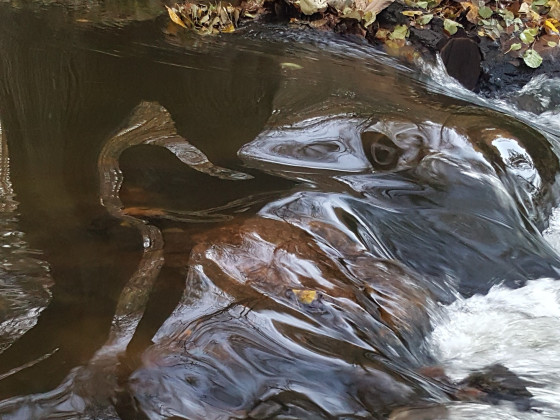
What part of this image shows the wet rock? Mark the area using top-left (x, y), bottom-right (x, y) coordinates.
top-left (440, 37), bottom-right (481, 91)
top-left (459, 364), bottom-right (535, 410)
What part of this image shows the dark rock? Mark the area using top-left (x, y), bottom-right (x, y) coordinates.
top-left (459, 364), bottom-right (535, 411)
top-left (440, 37), bottom-right (481, 90)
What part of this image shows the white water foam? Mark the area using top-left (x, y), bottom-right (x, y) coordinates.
top-left (419, 56), bottom-right (560, 144)
top-left (427, 278), bottom-right (560, 418)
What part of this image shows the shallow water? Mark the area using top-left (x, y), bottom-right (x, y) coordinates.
top-left (1, 3), bottom-right (560, 419)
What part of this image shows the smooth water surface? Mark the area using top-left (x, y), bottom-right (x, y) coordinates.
top-left (1, 3), bottom-right (560, 419)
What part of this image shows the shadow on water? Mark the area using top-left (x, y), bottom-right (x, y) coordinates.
top-left (0, 3), bottom-right (282, 400)
top-left (0, 3), bottom-right (559, 419)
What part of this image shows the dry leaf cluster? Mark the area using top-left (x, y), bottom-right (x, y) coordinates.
top-left (166, 0), bottom-right (560, 68)
top-left (166, 0), bottom-right (263, 34)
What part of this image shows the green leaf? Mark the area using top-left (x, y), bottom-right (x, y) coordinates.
top-left (416, 13), bottom-right (433, 25)
top-left (479, 6), bottom-right (493, 18)
top-left (389, 24), bottom-right (409, 40)
top-left (520, 28), bottom-right (536, 43)
top-left (280, 62), bottom-right (303, 70)
top-left (533, 0), bottom-right (548, 5)
top-left (443, 18), bottom-right (463, 35)
top-left (364, 11), bottom-right (377, 27)
top-left (416, 1), bottom-right (429, 8)
top-left (523, 49), bottom-right (543, 68)
top-left (548, 41), bottom-right (558, 47)
top-left (499, 9), bottom-right (514, 20)
top-left (506, 42), bottom-right (522, 53)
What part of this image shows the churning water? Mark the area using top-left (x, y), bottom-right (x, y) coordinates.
top-left (1, 2), bottom-right (560, 419)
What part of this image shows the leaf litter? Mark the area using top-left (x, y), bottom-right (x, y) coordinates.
top-left (166, 0), bottom-right (560, 68)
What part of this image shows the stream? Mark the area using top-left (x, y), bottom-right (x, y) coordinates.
top-left (0, 2), bottom-right (560, 419)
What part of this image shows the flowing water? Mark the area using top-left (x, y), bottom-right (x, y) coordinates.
top-left (1, 2), bottom-right (560, 419)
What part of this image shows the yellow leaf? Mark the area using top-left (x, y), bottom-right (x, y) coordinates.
top-left (280, 62), bottom-right (304, 70)
top-left (545, 18), bottom-right (560, 34)
top-left (165, 5), bottom-right (187, 28)
top-left (375, 28), bottom-right (391, 39)
top-left (222, 23), bottom-right (236, 33)
top-left (402, 10), bottom-right (423, 16)
top-left (292, 289), bottom-right (317, 304)
top-left (364, 11), bottom-right (377, 27)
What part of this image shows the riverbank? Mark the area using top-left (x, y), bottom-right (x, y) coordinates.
top-left (166, 0), bottom-right (560, 93)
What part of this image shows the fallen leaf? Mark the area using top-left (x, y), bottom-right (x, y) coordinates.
top-left (506, 42), bottom-right (522, 53)
top-left (364, 0), bottom-right (395, 15)
top-left (464, 2), bottom-right (479, 24)
top-left (292, 289), bottom-right (318, 304)
top-left (375, 28), bottom-right (391, 39)
top-left (518, 2), bottom-right (530, 13)
top-left (166, 5), bottom-right (187, 28)
top-left (389, 24), bottom-right (409, 40)
top-left (443, 18), bottom-right (463, 35)
top-left (478, 6), bottom-right (493, 18)
top-left (364, 11), bottom-right (377, 27)
top-left (544, 18), bottom-right (560, 35)
top-left (222, 23), bottom-right (236, 32)
top-left (299, 0), bottom-right (328, 15)
top-left (416, 13), bottom-right (433, 25)
top-left (402, 10), bottom-right (423, 16)
top-left (550, 0), bottom-right (560, 19)
top-left (520, 27), bottom-right (538, 43)
top-left (523, 48), bottom-right (543, 67)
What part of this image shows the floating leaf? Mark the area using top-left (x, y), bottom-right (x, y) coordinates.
top-left (280, 62), bottom-right (304, 70)
top-left (292, 289), bottom-right (318, 304)
top-left (548, 41), bottom-right (559, 46)
top-left (443, 18), bottom-right (463, 35)
top-left (166, 5), bottom-right (187, 28)
top-left (389, 24), bottom-right (409, 40)
top-left (478, 6), bottom-right (493, 18)
top-left (523, 49), bottom-right (543, 68)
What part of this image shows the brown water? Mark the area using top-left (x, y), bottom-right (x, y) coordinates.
top-left (1, 3), bottom-right (560, 419)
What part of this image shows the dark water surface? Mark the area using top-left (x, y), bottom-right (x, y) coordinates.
top-left (1, 3), bottom-right (560, 419)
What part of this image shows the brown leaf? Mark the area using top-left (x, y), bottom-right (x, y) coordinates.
top-left (166, 6), bottom-right (188, 28)
top-left (364, 0), bottom-right (395, 15)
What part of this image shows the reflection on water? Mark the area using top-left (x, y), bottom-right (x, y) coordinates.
top-left (0, 123), bottom-right (53, 356)
top-left (1, 3), bottom-right (560, 419)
